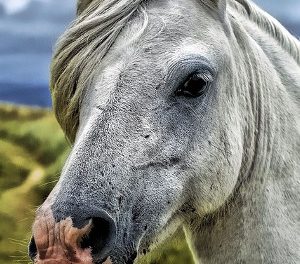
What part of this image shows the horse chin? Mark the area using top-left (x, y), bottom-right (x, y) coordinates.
top-left (109, 252), bottom-right (137, 264)
top-left (32, 255), bottom-right (126, 264)
top-left (136, 216), bottom-right (182, 258)
top-left (107, 234), bottom-right (150, 264)
top-left (90, 240), bottom-right (139, 264)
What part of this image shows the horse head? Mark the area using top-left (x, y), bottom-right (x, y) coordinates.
top-left (29, 0), bottom-right (300, 263)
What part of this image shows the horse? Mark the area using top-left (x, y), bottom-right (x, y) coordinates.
top-left (29, 0), bottom-right (300, 263)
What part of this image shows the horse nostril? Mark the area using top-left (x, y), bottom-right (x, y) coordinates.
top-left (28, 236), bottom-right (37, 261)
top-left (80, 215), bottom-right (116, 260)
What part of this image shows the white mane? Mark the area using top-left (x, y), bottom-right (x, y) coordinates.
top-left (233, 0), bottom-right (300, 65)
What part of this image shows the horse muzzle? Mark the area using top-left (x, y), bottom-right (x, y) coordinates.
top-left (29, 206), bottom-right (116, 264)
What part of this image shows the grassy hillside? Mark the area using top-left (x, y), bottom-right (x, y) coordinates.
top-left (0, 104), bottom-right (69, 263)
top-left (0, 104), bottom-right (193, 264)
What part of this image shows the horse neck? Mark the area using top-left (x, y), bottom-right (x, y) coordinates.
top-left (185, 20), bottom-right (300, 264)
top-left (186, 171), bottom-right (300, 264)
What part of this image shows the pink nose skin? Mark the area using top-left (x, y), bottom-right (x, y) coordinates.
top-left (32, 209), bottom-right (95, 264)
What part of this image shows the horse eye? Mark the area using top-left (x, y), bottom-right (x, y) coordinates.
top-left (175, 73), bottom-right (210, 98)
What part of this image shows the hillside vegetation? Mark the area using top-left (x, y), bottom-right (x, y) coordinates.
top-left (0, 104), bottom-right (193, 264)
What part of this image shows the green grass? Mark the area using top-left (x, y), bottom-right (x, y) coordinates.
top-left (0, 104), bottom-right (193, 264)
top-left (0, 104), bottom-right (69, 264)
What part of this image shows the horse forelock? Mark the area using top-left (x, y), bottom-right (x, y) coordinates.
top-left (50, 0), bottom-right (300, 143)
top-left (50, 0), bottom-right (144, 142)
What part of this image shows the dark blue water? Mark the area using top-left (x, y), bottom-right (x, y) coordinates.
top-left (0, 82), bottom-right (52, 107)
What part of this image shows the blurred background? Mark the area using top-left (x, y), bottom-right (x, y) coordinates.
top-left (0, 1), bottom-right (299, 263)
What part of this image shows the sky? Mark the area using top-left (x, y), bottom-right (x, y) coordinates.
top-left (0, 0), bottom-right (299, 106)
top-left (0, 0), bottom-right (75, 85)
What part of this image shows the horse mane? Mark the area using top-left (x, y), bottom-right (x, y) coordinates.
top-left (50, 0), bottom-right (144, 142)
top-left (231, 0), bottom-right (300, 65)
top-left (50, 0), bottom-right (300, 143)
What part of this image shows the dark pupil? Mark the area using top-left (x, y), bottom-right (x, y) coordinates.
top-left (176, 73), bottom-right (207, 98)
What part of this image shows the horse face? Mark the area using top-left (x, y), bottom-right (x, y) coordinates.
top-left (31, 0), bottom-right (244, 263)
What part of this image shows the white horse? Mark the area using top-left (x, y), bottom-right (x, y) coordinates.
top-left (30, 0), bottom-right (300, 263)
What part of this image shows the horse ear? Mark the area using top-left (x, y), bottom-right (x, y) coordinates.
top-left (77, 0), bottom-right (93, 15)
